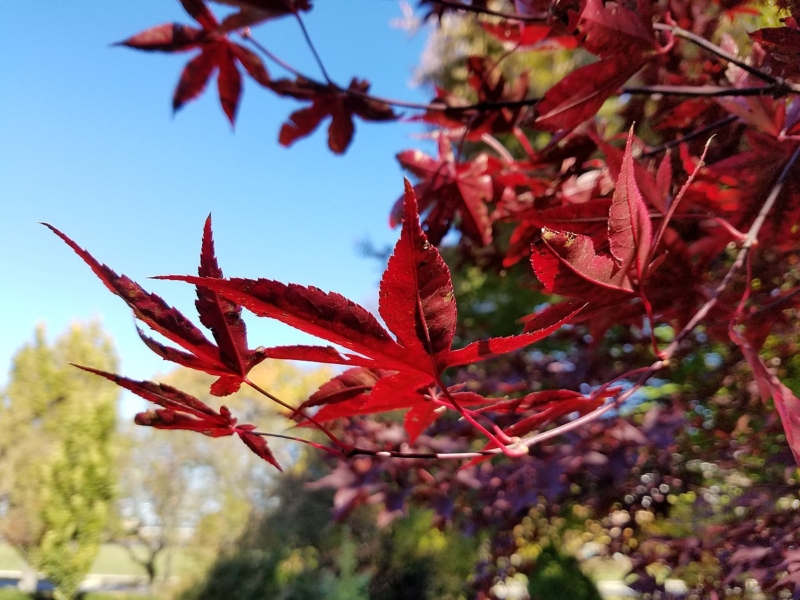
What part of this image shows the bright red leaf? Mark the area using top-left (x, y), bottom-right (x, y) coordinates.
top-left (608, 128), bottom-right (654, 282)
top-left (162, 181), bottom-right (577, 442)
top-left (393, 136), bottom-right (495, 245)
top-left (77, 365), bottom-right (281, 470)
top-left (45, 218), bottom-right (269, 396)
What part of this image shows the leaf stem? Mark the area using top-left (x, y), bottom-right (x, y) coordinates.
top-left (245, 377), bottom-right (346, 450)
top-left (294, 12), bottom-right (332, 84)
top-left (641, 115), bottom-right (737, 158)
top-left (423, 0), bottom-right (549, 22)
top-left (241, 30), bottom-right (305, 79)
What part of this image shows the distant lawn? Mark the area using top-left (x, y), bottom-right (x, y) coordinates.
top-left (0, 543), bottom-right (22, 570)
top-left (0, 543), bottom-right (199, 578)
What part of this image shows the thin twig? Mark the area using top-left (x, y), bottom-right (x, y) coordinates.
top-left (294, 12), bottom-right (332, 84)
top-left (424, 0), bottom-right (548, 22)
top-left (641, 115), bottom-right (737, 158)
top-left (622, 84), bottom-right (792, 98)
top-left (652, 23), bottom-right (780, 85)
top-left (245, 377), bottom-right (346, 450)
top-left (241, 30), bottom-right (305, 79)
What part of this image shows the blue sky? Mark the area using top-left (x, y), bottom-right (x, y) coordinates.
top-left (1, 1), bottom-right (431, 394)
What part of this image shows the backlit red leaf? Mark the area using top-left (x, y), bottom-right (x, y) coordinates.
top-left (608, 128), bottom-right (653, 281)
top-left (115, 23), bottom-right (203, 52)
top-left (174, 50), bottom-right (218, 113)
top-left (276, 78), bottom-right (396, 154)
top-left (238, 431), bottom-right (282, 471)
top-left (531, 228), bottom-right (632, 298)
top-left (577, 0), bottom-right (655, 58)
top-left (731, 325), bottom-right (800, 466)
top-left (535, 58), bottom-right (644, 132)
top-left (216, 46), bottom-right (242, 124)
top-left (379, 180), bottom-right (457, 370)
top-left (44, 224), bottom-right (225, 373)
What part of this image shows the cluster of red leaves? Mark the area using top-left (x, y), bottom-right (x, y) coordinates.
top-left (48, 0), bottom-right (800, 594)
top-left (48, 179), bottom-right (599, 467)
top-left (60, 0), bottom-right (800, 474)
top-left (118, 0), bottom-right (396, 150)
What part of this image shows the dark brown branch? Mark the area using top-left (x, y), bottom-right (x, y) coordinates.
top-left (652, 22), bottom-right (780, 85)
top-left (423, 0), bottom-right (548, 22)
top-left (641, 115), bottom-right (737, 158)
top-left (622, 84), bottom-right (794, 97)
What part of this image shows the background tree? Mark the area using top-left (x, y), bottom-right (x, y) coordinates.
top-left (0, 321), bottom-right (118, 598)
top-left (114, 360), bottom-right (331, 590)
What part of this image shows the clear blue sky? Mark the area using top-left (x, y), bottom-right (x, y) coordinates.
top-left (1, 1), bottom-right (431, 395)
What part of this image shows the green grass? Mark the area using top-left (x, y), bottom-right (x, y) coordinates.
top-left (0, 543), bottom-right (23, 570)
top-left (0, 543), bottom-right (198, 578)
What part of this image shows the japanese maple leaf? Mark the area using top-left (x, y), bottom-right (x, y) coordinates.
top-left (535, 0), bottom-right (660, 132)
top-left (535, 58), bottom-right (645, 132)
top-left (607, 129), bottom-right (654, 283)
top-left (575, 0), bottom-right (656, 59)
top-left (530, 128), bottom-right (654, 300)
top-left (117, 0), bottom-right (271, 125)
top-left (412, 58), bottom-right (533, 138)
top-left (164, 181), bottom-right (581, 440)
top-left (393, 136), bottom-right (496, 246)
top-left (78, 365), bottom-right (281, 470)
top-left (481, 21), bottom-right (577, 50)
top-left (271, 77), bottom-right (397, 154)
top-left (210, 0), bottom-right (311, 32)
top-left (44, 216), bottom-right (268, 396)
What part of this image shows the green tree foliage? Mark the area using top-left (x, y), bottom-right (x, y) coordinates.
top-left (0, 321), bottom-right (118, 599)
top-left (180, 459), bottom-right (479, 600)
top-left (114, 361), bottom-right (332, 588)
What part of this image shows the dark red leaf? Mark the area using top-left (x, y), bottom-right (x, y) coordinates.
top-left (115, 23), bottom-right (203, 52)
top-left (394, 137), bottom-right (494, 245)
top-left (448, 300), bottom-right (586, 367)
top-left (576, 0), bottom-right (656, 58)
top-left (231, 43), bottom-right (270, 86)
top-left (213, 0), bottom-right (312, 32)
top-left (535, 58), bottom-right (645, 132)
top-left (159, 275), bottom-right (413, 370)
top-left (180, 0), bottom-right (219, 31)
top-left (731, 324), bottom-right (800, 466)
top-left (296, 367), bottom-right (395, 412)
top-left (174, 49), bottom-right (218, 113)
top-left (216, 46), bottom-right (242, 124)
top-left (275, 78), bottom-right (395, 154)
top-left (608, 128), bottom-right (653, 281)
top-left (531, 228), bottom-right (633, 298)
top-left (44, 224), bottom-right (225, 373)
top-left (238, 431), bottom-right (282, 471)
top-left (380, 180), bottom-right (457, 371)
top-left (196, 215), bottom-right (249, 375)
top-left (78, 366), bottom-right (230, 424)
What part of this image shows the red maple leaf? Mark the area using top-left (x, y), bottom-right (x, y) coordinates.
top-left (210, 0), bottom-right (312, 32)
top-left (530, 129), bottom-right (656, 301)
top-left (76, 365), bottom-right (281, 470)
top-left (164, 181), bottom-right (581, 444)
top-left (44, 216), bottom-right (268, 396)
top-left (393, 136), bottom-right (497, 246)
top-left (271, 77), bottom-right (397, 154)
top-left (534, 0), bottom-right (662, 132)
top-left (730, 324), bottom-right (800, 467)
top-left (117, 0), bottom-right (271, 125)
